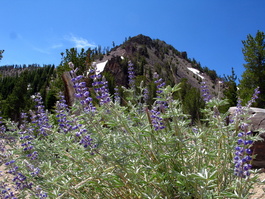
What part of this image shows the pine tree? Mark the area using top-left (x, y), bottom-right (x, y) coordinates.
top-left (0, 50), bottom-right (4, 61)
top-left (239, 30), bottom-right (265, 107)
top-left (223, 67), bottom-right (238, 107)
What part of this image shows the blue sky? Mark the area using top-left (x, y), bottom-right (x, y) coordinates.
top-left (0, 0), bottom-right (264, 80)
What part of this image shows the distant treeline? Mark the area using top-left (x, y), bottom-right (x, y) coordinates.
top-left (0, 65), bottom-right (56, 121)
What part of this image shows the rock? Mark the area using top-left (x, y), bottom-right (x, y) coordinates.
top-left (229, 107), bottom-right (265, 130)
top-left (103, 56), bottom-right (128, 86)
top-left (229, 107), bottom-right (265, 168)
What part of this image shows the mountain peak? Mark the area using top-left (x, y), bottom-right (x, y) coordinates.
top-left (94, 34), bottom-right (222, 98)
top-left (126, 34), bottom-right (153, 46)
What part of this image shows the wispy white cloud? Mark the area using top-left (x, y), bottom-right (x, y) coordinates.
top-left (32, 44), bottom-right (63, 54)
top-left (33, 46), bottom-right (51, 54)
top-left (66, 34), bottom-right (96, 48)
top-left (51, 44), bottom-right (63, 49)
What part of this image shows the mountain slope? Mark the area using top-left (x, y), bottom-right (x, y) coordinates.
top-left (95, 34), bottom-right (222, 97)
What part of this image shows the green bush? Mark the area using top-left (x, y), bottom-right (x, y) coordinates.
top-left (0, 65), bottom-right (260, 199)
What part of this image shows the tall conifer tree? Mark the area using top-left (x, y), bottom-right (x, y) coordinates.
top-left (239, 30), bottom-right (265, 107)
top-left (224, 67), bottom-right (238, 107)
top-left (0, 50), bottom-right (4, 60)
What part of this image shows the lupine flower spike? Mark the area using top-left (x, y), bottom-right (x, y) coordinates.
top-left (91, 75), bottom-right (111, 106)
top-left (149, 72), bottom-right (167, 131)
top-left (128, 61), bottom-right (135, 89)
top-left (70, 62), bottom-right (96, 113)
top-left (234, 87), bottom-right (260, 178)
top-left (201, 82), bottom-right (211, 102)
top-left (114, 86), bottom-right (121, 104)
top-left (234, 123), bottom-right (253, 178)
top-left (30, 93), bottom-right (52, 136)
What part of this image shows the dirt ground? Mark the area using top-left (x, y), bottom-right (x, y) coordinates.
top-left (249, 172), bottom-right (265, 199)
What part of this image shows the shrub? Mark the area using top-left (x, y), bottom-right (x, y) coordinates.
top-left (0, 62), bottom-right (261, 198)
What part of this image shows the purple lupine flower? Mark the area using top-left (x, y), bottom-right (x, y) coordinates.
top-left (150, 107), bottom-right (166, 131)
top-left (80, 135), bottom-right (93, 148)
top-left (4, 160), bottom-right (33, 190)
top-left (0, 182), bottom-right (18, 199)
top-left (19, 112), bottom-right (38, 160)
top-left (232, 98), bottom-right (244, 120)
top-left (91, 74), bottom-right (111, 106)
top-left (70, 122), bottom-right (97, 153)
top-left (35, 186), bottom-right (48, 199)
top-left (143, 87), bottom-right (149, 104)
top-left (21, 141), bottom-right (34, 151)
top-left (153, 72), bottom-right (167, 109)
top-left (234, 123), bottom-right (253, 178)
top-left (55, 93), bottom-right (76, 133)
top-left (201, 82), bottom-right (211, 102)
top-left (114, 86), bottom-right (121, 104)
top-left (24, 161), bottom-right (40, 177)
top-left (56, 93), bottom-right (96, 150)
top-left (0, 114), bottom-right (6, 134)
top-left (0, 139), bottom-right (6, 162)
top-left (246, 87), bottom-right (260, 108)
top-left (128, 61), bottom-right (135, 89)
top-left (31, 93), bottom-right (52, 136)
top-left (66, 64), bottom-right (98, 152)
top-left (0, 115), bottom-right (8, 165)
top-left (231, 87), bottom-right (260, 125)
top-left (153, 72), bottom-right (166, 95)
top-left (72, 75), bottom-right (86, 99)
top-left (27, 151), bottom-right (38, 160)
top-left (13, 172), bottom-right (33, 190)
top-left (70, 63), bottom-right (96, 113)
top-left (149, 72), bottom-right (167, 131)
top-left (79, 133), bottom-right (97, 155)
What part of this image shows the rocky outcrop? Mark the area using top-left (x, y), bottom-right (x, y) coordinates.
top-left (103, 56), bottom-right (128, 86)
top-left (229, 107), bottom-right (265, 168)
top-left (229, 107), bottom-right (265, 130)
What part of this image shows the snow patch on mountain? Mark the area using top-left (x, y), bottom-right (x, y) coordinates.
top-left (96, 60), bottom-right (108, 74)
top-left (187, 67), bottom-right (204, 79)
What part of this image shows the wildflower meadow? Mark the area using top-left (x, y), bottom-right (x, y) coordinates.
top-left (0, 62), bottom-right (262, 198)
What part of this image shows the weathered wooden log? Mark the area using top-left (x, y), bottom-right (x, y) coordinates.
top-left (62, 71), bottom-right (75, 106)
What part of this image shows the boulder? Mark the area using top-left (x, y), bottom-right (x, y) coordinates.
top-left (228, 107), bottom-right (265, 168)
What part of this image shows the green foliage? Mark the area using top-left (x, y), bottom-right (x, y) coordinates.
top-left (59, 48), bottom-right (89, 75)
top-left (203, 66), bottom-right (218, 82)
top-left (0, 50), bottom-right (4, 61)
top-left (177, 79), bottom-right (205, 123)
top-left (239, 30), bottom-right (265, 107)
top-left (102, 71), bottom-right (116, 96)
top-left (0, 65), bottom-right (56, 120)
top-left (223, 67), bottom-right (238, 110)
top-left (1, 82), bottom-right (259, 198)
top-left (45, 89), bottom-right (58, 111)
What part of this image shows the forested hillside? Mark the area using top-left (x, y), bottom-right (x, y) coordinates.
top-left (0, 35), bottom-right (230, 123)
top-left (1, 32), bottom-right (264, 122)
top-left (0, 65), bottom-right (56, 121)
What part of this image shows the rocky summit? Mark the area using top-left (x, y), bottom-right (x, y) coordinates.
top-left (94, 34), bottom-right (224, 97)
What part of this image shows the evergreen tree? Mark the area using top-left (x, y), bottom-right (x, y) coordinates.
top-left (178, 79), bottom-right (205, 123)
top-left (223, 67), bottom-right (238, 107)
top-left (239, 30), bottom-right (265, 107)
top-left (59, 48), bottom-right (90, 75)
top-left (2, 74), bottom-right (29, 121)
top-left (0, 50), bottom-right (3, 60)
